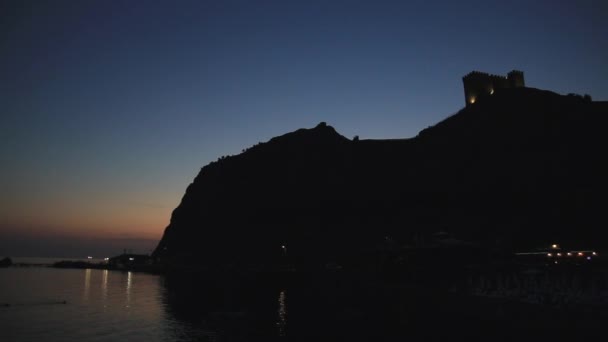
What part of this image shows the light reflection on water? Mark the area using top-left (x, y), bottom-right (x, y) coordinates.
top-left (101, 269), bottom-right (108, 306)
top-left (0, 267), bottom-right (292, 342)
top-left (83, 268), bottom-right (91, 302)
top-left (126, 271), bottom-right (132, 308)
top-left (0, 267), bottom-right (188, 341)
top-left (277, 290), bottom-right (287, 337)
top-left (2, 266), bottom-right (603, 341)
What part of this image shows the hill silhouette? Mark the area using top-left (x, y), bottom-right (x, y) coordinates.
top-left (153, 87), bottom-right (608, 269)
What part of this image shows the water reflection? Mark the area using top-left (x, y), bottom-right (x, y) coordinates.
top-left (126, 271), bottom-right (132, 308)
top-left (102, 270), bottom-right (108, 292)
top-left (1, 268), bottom-right (170, 342)
top-left (159, 274), bottom-right (289, 341)
top-left (277, 290), bottom-right (287, 337)
top-left (101, 270), bottom-right (108, 308)
top-left (2, 267), bottom-right (602, 341)
top-left (83, 268), bottom-right (91, 301)
top-left (159, 275), bottom-right (224, 341)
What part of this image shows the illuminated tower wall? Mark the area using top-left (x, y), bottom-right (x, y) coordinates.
top-left (462, 70), bottom-right (525, 106)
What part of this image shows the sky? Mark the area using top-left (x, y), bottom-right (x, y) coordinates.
top-left (1, 0), bottom-right (606, 258)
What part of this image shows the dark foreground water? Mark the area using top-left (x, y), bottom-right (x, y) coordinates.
top-left (1, 266), bottom-right (607, 341)
top-left (0, 266), bottom-right (298, 342)
top-left (0, 267), bottom-right (189, 341)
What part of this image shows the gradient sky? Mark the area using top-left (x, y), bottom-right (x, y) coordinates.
top-left (1, 0), bottom-right (606, 257)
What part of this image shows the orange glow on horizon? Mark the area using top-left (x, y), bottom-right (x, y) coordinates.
top-left (0, 193), bottom-right (176, 242)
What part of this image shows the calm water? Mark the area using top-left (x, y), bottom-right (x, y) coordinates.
top-left (3, 265), bottom-right (606, 341)
top-left (0, 267), bottom-right (287, 342)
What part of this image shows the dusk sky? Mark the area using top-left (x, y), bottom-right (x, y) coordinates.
top-left (1, 0), bottom-right (606, 258)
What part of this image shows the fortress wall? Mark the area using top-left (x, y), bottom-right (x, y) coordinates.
top-left (462, 70), bottom-right (525, 106)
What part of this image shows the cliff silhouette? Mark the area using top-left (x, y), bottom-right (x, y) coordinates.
top-left (153, 87), bottom-right (608, 269)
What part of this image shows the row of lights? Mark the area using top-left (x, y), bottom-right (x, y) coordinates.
top-left (547, 251), bottom-right (597, 258)
top-left (548, 244), bottom-right (598, 258)
top-left (86, 256), bottom-right (111, 261)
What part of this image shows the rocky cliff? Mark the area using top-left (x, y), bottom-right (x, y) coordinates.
top-left (153, 88), bottom-right (608, 268)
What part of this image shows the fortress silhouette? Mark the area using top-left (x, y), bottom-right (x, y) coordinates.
top-left (463, 70), bottom-right (525, 106)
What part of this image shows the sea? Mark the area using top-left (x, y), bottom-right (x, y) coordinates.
top-left (0, 260), bottom-right (288, 342)
top-left (2, 258), bottom-right (607, 341)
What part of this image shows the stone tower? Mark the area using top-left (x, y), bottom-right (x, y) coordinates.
top-left (462, 70), bottom-right (525, 106)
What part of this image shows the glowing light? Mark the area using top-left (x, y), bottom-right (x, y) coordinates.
top-left (490, 89), bottom-right (494, 94)
top-left (551, 244), bottom-right (559, 249)
top-left (547, 253), bottom-right (552, 257)
top-left (557, 253), bottom-right (562, 257)
top-left (587, 256), bottom-right (592, 260)
top-left (87, 256), bottom-right (93, 259)
top-left (567, 253), bottom-right (572, 256)
top-left (592, 252), bottom-right (597, 256)
top-left (469, 97), bottom-right (476, 104)
top-left (578, 252), bottom-right (584, 256)
top-left (104, 257), bottom-right (109, 261)
top-left (129, 257), bottom-right (134, 261)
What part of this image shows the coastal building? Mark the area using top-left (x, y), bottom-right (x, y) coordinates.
top-left (462, 70), bottom-right (525, 106)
